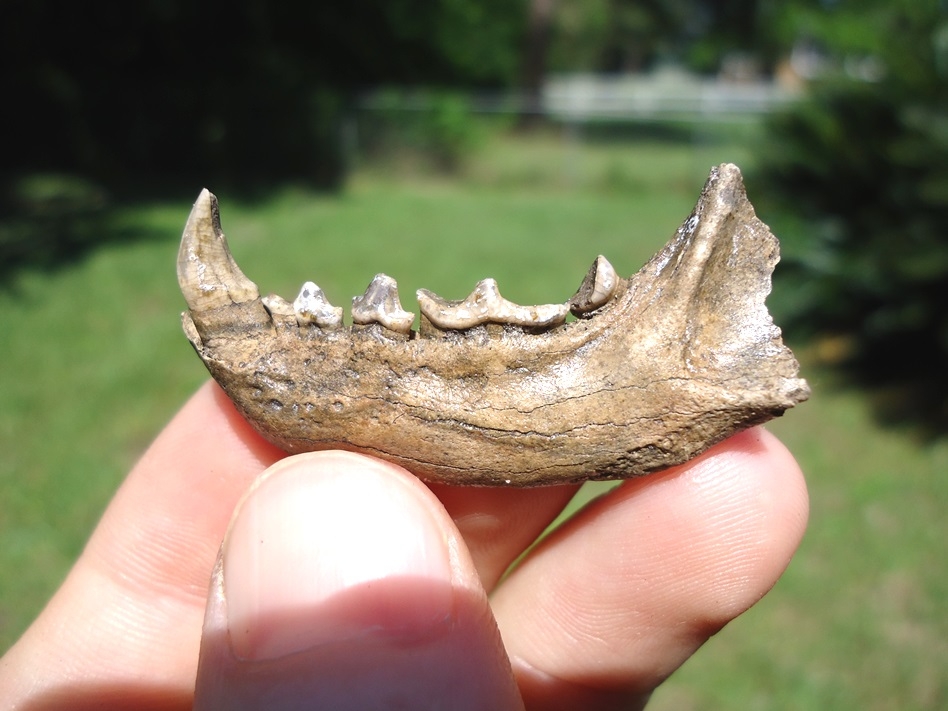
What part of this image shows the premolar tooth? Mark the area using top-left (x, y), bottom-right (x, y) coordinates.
top-left (569, 255), bottom-right (619, 316)
top-left (177, 189), bottom-right (260, 312)
top-left (351, 274), bottom-right (414, 334)
top-left (294, 281), bottom-right (343, 328)
top-left (417, 278), bottom-right (569, 330)
top-left (261, 294), bottom-right (295, 324)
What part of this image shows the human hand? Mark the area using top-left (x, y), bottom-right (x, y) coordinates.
top-left (0, 382), bottom-right (808, 710)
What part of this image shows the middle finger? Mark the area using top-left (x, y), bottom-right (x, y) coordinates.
top-left (428, 483), bottom-right (581, 588)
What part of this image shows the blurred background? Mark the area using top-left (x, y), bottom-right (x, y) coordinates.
top-left (1, 0), bottom-right (946, 707)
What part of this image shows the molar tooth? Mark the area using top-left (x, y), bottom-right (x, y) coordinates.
top-left (293, 281), bottom-right (343, 328)
top-left (177, 189), bottom-right (260, 312)
top-left (569, 255), bottom-right (619, 317)
top-left (417, 278), bottom-right (568, 330)
top-left (351, 274), bottom-right (415, 334)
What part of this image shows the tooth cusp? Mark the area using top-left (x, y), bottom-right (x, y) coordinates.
top-left (352, 274), bottom-right (415, 334)
top-left (569, 255), bottom-right (619, 317)
top-left (417, 278), bottom-right (568, 330)
top-left (294, 281), bottom-right (344, 328)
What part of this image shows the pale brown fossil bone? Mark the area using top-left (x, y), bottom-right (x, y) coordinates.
top-left (177, 164), bottom-right (809, 486)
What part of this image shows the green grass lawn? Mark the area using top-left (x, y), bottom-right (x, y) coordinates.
top-left (2, 126), bottom-right (946, 708)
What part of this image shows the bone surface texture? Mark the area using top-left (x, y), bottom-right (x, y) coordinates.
top-left (177, 164), bottom-right (809, 486)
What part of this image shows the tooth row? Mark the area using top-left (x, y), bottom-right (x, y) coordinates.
top-left (417, 278), bottom-right (569, 330)
top-left (180, 191), bottom-right (621, 339)
top-left (272, 256), bottom-right (619, 336)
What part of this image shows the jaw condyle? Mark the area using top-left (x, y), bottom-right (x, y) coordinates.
top-left (178, 164), bottom-right (809, 486)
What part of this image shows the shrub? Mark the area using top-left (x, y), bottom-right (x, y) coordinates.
top-left (758, 1), bottom-right (948, 430)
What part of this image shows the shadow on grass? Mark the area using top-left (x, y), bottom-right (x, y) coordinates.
top-left (1, 174), bottom-right (114, 283)
top-left (790, 331), bottom-right (948, 441)
top-left (844, 350), bottom-right (948, 440)
top-left (0, 172), bottom-right (329, 288)
top-left (772, 255), bottom-right (948, 440)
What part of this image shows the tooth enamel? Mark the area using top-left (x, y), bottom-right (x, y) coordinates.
top-left (260, 294), bottom-right (296, 325)
top-left (351, 274), bottom-right (415, 334)
top-left (417, 278), bottom-right (569, 330)
top-left (569, 255), bottom-right (619, 316)
top-left (177, 189), bottom-right (260, 311)
top-left (293, 281), bottom-right (343, 328)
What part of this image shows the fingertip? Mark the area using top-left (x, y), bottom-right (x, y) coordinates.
top-left (195, 451), bottom-right (523, 711)
top-left (613, 426), bottom-right (809, 622)
top-left (695, 426), bottom-right (810, 574)
top-left (493, 427), bottom-right (809, 708)
top-left (222, 451), bottom-right (461, 660)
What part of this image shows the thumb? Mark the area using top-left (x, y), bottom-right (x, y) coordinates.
top-left (193, 451), bottom-right (523, 711)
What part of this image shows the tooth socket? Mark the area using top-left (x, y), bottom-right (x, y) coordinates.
top-left (418, 312), bottom-right (448, 339)
top-left (189, 299), bottom-right (274, 345)
top-left (569, 255), bottom-right (620, 317)
top-left (351, 274), bottom-right (415, 334)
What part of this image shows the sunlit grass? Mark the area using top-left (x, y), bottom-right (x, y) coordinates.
top-left (1, 124), bottom-right (945, 709)
top-left (651, 370), bottom-right (948, 710)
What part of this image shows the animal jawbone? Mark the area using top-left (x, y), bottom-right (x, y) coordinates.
top-left (177, 163), bottom-right (809, 487)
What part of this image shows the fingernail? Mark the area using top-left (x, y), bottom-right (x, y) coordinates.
top-left (222, 452), bottom-right (456, 661)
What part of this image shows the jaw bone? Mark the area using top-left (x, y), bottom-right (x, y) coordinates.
top-left (177, 164), bottom-right (809, 487)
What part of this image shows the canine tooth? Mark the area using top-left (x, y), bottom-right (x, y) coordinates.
top-left (417, 278), bottom-right (569, 330)
top-left (569, 255), bottom-right (619, 316)
top-left (177, 189), bottom-right (260, 312)
top-left (351, 274), bottom-right (414, 334)
top-left (293, 281), bottom-right (343, 328)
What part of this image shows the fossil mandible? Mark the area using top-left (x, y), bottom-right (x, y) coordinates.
top-left (177, 164), bottom-right (809, 486)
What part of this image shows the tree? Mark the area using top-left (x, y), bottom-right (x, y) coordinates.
top-left (519, 0), bottom-right (555, 123)
top-left (758, 0), bottom-right (948, 430)
top-left (543, 0), bottom-right (797, 76)
top-left (0, 0), bottom-right (527, 190)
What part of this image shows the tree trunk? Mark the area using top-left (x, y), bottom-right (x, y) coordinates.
top-left (518, 0), bottom-right (554, 128)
